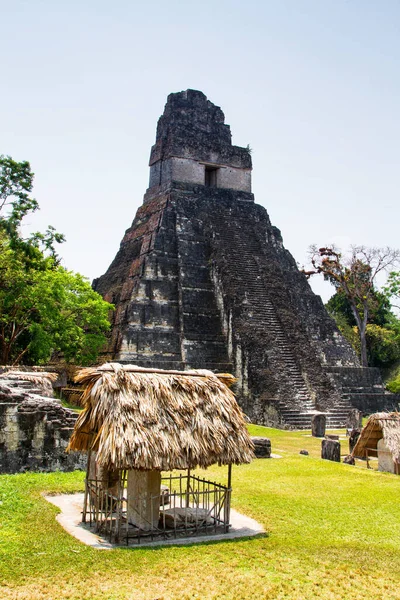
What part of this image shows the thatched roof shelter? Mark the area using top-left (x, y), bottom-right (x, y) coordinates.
top-left (67, 363), bottom-right (254, 471)
top-left (352, 412), bottom-right (400, 463)
top-left (0, 370), bottom-right (57, 397)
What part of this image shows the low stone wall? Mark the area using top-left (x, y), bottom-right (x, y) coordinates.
top-left (349, 392), bottom-right (400, 413)
top-left (0, 377), bottom-right (86, 474)
top-left (325, 366), bottom-right (400, 413)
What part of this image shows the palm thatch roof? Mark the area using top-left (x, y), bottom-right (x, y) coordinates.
top-left (67, 363), bottom-right (254, 471)
top-left (0, 370), bottom-right (57, 397)
top-left (352, 412), bottom-right (400, 462)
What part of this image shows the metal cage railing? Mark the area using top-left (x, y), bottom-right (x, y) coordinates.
top-left (82, 470), bottom-right (232, 545)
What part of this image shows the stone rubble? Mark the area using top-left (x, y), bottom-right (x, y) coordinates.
top-left (0, 376), bottom-right (85, 474)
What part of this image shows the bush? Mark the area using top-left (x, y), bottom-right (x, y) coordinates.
top-left (387, 374), bottom-right (400, 393)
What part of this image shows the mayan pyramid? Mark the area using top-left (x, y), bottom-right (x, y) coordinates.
top-left (94, 90), bottom-right (389, 428)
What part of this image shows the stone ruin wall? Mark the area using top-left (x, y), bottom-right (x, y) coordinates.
top-left (149, 157), bottom-right (252, 192)
top-left (0, 375), bottom-right (85, 474)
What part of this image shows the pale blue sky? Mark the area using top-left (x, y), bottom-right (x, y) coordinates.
top-left (2, 0), bottom-right (399, 300)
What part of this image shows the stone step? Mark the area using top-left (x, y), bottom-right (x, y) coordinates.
top-left (212, 218), bottom-right (316, 407)
top-left (280, 409), bottom-right (353, 428)
top-left (278, 410), bottom-right (316, 416)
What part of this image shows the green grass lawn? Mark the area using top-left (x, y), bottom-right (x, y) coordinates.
top-left (60, 398), bottom-right (83, 413)
top-left (1, 425), bottom-right (399, 600)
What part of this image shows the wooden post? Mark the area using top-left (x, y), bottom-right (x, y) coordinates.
top-left (227, 464), bottom-right (232, 489)
top-left (186, 468), bottom-right (191, 508)
top-left (225, 464), bottom-right (232, 532)
top-left (82, 436), bottom-right (93, 523)
top-left (114, 470), bottom-right (123, 543)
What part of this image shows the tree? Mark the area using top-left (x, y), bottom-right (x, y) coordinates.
top-left (326, 289), bottom-right (392, 328)
top-left (0, 225), bottom-right (113, 366)
top-left (0, 155), bottom-right (65, 260)
top-left (387, 374), bottom-right (400, 394)
top-left (305, 246), bottom-right (400, 366)
top-left (0, 155), bottom-right (38, 232)
top-left (0, 236), bottom-right (113, 364)
top-left (0, 156), bottom-right (113, 365)
top-left (383, 271), bottom-right (400, 310)
top-left (365, 324), bottom-right (400, 368)
top-left (326, 289), bottom-right (400, 367)
top-left (325, 303), bottom-right (360, 353)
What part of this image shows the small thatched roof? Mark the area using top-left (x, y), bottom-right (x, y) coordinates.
top-left (0, 370), bottom-right (57, 397)
top-left (67, 363), bottom-right (254, 471)
top-left (352, 412), bottom-right (400, 463)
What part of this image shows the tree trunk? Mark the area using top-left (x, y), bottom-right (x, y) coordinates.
top-left (350, 301), bottom-right (369, 367)
top-left (359, 323), bottom-right (368, 367)
top-left (12, 346), bottom-right (30, 365)
top-left (0, 342), bottom-right (10, 365)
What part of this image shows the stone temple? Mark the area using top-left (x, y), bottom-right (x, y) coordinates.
top-left (94, 89), bottom-right (391, 428)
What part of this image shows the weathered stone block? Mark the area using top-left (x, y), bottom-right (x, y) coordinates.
top-left (251, 437), bottom-right (271, 458)
top-left (348, 429), bottom-right (361, 453)
top-left (182, 313), bottom-right (224, 336)
top-left (321, 439), bottom-right (341, 462)
top-left (343, 454), bottom-right (355, 465)
top-left (0, 379), bottom-right (85, 474)
top-left (127, 470), bottom-right (161, 531)
top-left (311, 414), bottom-right (326, 437)
top-left (346, 409), bottom-right (363, 430)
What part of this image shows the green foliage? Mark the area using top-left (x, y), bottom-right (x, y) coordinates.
top-left (0, 236), bottom-right (113, 364)
top-left (327, 288), bottom-right (400, 368)
top-left (60, 399), bottom-right (83, 412)
top-left (0, 156), bottom-right (113, 365)
top-left (28, 269), bottom-right (113, 365)
top-left (0, 155), bottom-right (65, 261)
top-left (383, 271), bottom-right (400, 309)
top-left (387, 375), bottom-right (400, 393)
top-left (366, 323), bottom-right (400, 367)
top-left (326, 290), bottom-right (356, 325)
top-left (326, 304), bottom-right (360, 354)
top-left (367, 290), bottom-right (393, 326)
top-left (0, 155), bottom-right (38, 235)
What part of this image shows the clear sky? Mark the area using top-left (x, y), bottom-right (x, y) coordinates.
top-left (2, 0), bottom-right (399, 301)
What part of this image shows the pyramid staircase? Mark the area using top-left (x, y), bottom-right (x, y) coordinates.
top-left (211, 212), bottom-right (354, 429)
